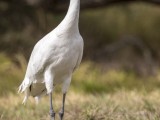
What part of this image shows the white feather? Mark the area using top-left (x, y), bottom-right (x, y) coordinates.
top-left (19, 0), bottom-right (83, 103)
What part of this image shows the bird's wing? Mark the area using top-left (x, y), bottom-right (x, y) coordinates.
top-left (19, 34), bottom-right (60, 94)
top-left (25, 33), bottom-right (61, 80)
top-left (26, 31), bottom-right (63, 77)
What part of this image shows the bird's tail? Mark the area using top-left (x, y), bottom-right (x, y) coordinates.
top-left (18, 77), bottom-right (32, 93)
top-left (18, 78), bottom-right (32, 104)
top-left (18, 83), bottom-right (24, 93)
top-left (18, 78), bottom-right (47, 104)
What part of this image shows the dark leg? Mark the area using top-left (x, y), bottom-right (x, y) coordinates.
top-left (59, 93), bottom-right (66, 120)
top-left (49, 93), bottom-right (55, 120)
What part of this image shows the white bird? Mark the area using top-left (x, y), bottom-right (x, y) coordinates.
top-left (18, 0), bottom-right (83, 119)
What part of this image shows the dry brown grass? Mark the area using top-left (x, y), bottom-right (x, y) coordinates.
top-left (1, 90), bottom-right (160, 120)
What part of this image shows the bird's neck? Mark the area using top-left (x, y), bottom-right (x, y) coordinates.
top-left (56, 0), bottom-right (80, 35)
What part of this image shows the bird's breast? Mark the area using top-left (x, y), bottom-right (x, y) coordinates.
top-left (50, 37), bottom-right (82, 83)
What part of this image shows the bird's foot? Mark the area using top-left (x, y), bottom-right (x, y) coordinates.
top-left (50, 110), bottom-right (55, 120)
top-left (59, 111), bottom-right (64, 120)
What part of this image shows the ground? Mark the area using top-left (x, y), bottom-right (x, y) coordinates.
top-left (1, 91), bottom-right (160, 120)
top-left (0, 54), bottom-right (160, 120)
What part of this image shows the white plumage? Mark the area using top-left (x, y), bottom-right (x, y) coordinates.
top-left (19, 0), bottom-right (83, 118)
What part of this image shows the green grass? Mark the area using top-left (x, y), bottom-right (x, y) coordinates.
top-left (72, 62), bottom-right (160, 94)
top-left (1, 54), bottom-right (160, 120)
top-left (0, 53), bottom-right (25, 96)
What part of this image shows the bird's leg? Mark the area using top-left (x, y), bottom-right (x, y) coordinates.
top-left (59, 93), bottom-right (66, 120)
top-left (49, 93), bottom-right (55, 120)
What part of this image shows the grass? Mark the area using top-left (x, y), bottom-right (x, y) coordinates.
top-left (0, 53), bottom-right (25, 96)
top-left (1, 91), bottom-right (160, 120)
top-left (72, 62), bottom-right (160, 94)
top-left (1, 54), bottom-right (160, 120)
